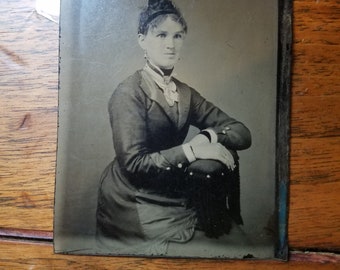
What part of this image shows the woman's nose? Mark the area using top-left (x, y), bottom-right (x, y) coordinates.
top-left (165, 37), bottom-right (175, 48)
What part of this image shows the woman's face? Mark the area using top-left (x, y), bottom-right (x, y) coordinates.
top-left (138, 17), bottom-right (185, 70)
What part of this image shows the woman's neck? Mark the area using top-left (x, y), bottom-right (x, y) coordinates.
top-left (161, 68), bottom-right (173, 76)
top-left (147, 60), bottom-right (174, 77)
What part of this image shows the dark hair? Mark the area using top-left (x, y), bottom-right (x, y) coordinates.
top-left (138, 0), bottom-right (187, 35)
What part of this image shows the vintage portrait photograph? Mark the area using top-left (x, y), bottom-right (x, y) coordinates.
top-left (54, 0), bottom-right (290, 259)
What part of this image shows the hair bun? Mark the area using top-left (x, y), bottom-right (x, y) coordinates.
top-left (138, 0), bottom-right (186, 35)
top-left (148, 0), bottom-right (176, 12)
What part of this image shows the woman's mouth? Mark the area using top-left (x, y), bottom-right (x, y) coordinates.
top-left (164, 52), bottom-right (176, 57)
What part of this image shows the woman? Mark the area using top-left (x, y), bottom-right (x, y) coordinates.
top-left (96, 0), bottom-right (251, 255)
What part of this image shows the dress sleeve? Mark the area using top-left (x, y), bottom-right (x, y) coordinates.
top-left (190, 88), bottom-right (252, 151)
top-left (109, 83), bottom-right (189, 180)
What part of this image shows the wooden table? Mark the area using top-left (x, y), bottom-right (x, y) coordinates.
top-left (0, 0), bottom-right (339, 268)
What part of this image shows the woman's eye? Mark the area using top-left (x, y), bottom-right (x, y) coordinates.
top-left (157, 33), bottom-right (166, 38)
top-left (174, 34), bottom-right (183, 39)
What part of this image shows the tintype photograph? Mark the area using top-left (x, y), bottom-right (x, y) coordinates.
top-left (54, 0), bottom-right (291, 259)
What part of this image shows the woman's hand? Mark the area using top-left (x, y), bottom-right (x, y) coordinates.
top-left (191, 143), bottom-right (236, 171)
top-left (189, 133), bottom-right (210, 145)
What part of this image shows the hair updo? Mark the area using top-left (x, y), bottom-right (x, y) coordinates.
top-left (138, 0), bottom-right (187, 35)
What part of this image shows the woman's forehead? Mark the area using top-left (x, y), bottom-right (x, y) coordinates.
top-left (150, 17), bottom-right (185, 33)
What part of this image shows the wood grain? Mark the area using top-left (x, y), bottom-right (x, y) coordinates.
top-left (289, 181), bottom-right (340, 248)
top-left (292, 75), bottom-right (339, 96)
top-left (290, 137), bottom-right (340, 184)
top-left (0, 0), bottom-right (339, 267)
top-left (0, 0), bottom-right (57, 232)
top-left (289, 137), bottom-right (339, 250)
top-left (291, 97), bottom-right (340, 137)
top-left (0, 240), bottom-right (339, 270)
top-left (289, 0), bottom-right (340, 251)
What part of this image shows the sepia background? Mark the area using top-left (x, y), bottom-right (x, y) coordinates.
top-left (55, 0), bottom-right (278, 257)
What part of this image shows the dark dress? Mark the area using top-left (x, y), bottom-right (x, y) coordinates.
top-left (96, 67), bottom-right (251, 255)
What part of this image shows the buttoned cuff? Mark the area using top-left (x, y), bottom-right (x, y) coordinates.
top-left (160, 145), bottom-right (190, 170)
top-left (182, 143), bottom-right (196, 163)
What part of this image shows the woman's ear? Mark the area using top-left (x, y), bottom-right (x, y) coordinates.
top-left (138, 34), bottom-right (146, 50)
